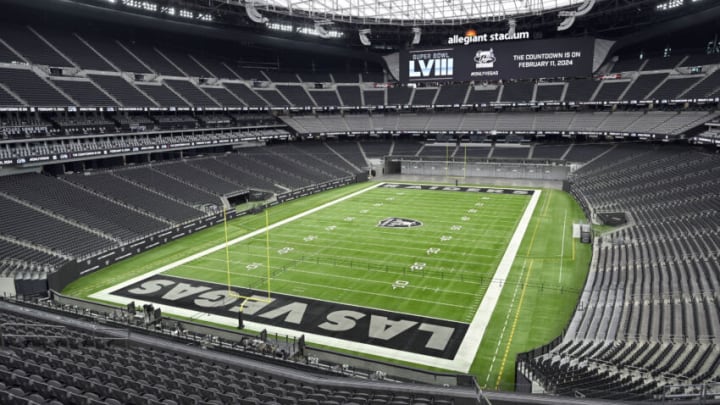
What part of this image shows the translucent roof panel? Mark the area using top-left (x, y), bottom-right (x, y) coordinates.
top-left (256, 0), bottom-right (586, 25)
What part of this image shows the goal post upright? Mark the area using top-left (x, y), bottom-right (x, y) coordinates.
top-left (444, 143), bottom-right (468, 183)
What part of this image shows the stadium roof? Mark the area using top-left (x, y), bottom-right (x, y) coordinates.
top-left (254, 0), bottom-right (587, 25)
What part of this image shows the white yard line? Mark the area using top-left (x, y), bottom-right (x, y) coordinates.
top-left (92, 184), bottom-right (541, 373)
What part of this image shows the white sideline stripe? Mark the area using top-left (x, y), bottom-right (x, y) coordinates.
top-left (92, 184), bottom-right (541, 373)
top-left (92, 182), bottom-right (384, 297)
top-left (448, 190), bottom-right (542, 372)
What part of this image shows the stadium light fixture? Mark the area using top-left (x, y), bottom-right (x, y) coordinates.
top-left (314, 20), bottom-right (333, 39)
top-left (411, 27), bottom-right (422, 45)
top-left (267, 22), bottom-right (293, 32)
top-left (359, 28), bottom-right (372, 46)
top-left (557, 0), bottom-right (594, 31)
top-left (246, 0), bottom-right (269, 24)
top-left (656, 0), bottom-right (683, 10)
top-left (122, 0), bottom-right (157, 12)
top-left (315, 24), bottom-right (330, 38)
top-left (557, 14), bottom-right (575, 30)
top-left (507, 18), bottom-right (516, 36)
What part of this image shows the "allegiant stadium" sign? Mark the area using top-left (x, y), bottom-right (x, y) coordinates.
top-left (448, 30), bottom-right (530, 46)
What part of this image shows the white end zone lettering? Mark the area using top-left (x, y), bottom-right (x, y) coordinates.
top-left (108, 275), bottom-right (468, 359)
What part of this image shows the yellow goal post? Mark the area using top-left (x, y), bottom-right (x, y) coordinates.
top-left (223, 208), bottom-right (273, 312)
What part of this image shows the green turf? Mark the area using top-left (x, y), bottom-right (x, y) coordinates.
top-left (167, 185), bottom-right (529, 322)
top-left (63, 180), bottom-right (591, 390)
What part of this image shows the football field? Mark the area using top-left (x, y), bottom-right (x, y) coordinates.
top-left (66, 181), bottom-right (591, 389)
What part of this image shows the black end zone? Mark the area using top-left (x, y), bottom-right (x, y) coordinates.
top-left (381, 183), bottom-right (534, 195)
top-left (112, 275), bottom-right (468, 360)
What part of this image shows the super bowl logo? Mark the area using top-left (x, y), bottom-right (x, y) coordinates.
top-left (474, 48), bottom-right (496, 69)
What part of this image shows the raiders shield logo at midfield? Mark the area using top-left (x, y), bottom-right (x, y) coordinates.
top-left (378, 217), bottom-right (423, 228)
